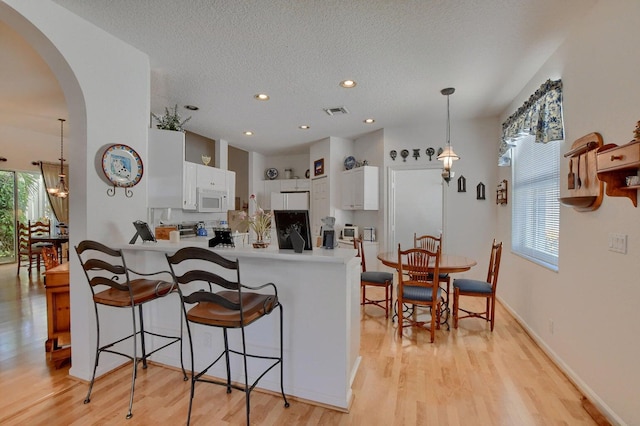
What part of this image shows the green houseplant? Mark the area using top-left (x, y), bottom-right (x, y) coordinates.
top-left (151, 104), bottom-right (191, 132)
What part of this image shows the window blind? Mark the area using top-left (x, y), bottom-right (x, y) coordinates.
top-left (511, 134), bottom-right (560, 269)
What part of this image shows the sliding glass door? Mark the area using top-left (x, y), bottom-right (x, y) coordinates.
top-left (0, 170), bottom-right (53, 264)
top-left (0, 171), bottom-right (17, 263)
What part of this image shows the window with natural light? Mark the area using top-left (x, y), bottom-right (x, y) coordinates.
top-left (511, 134), bottom-right (561, 270)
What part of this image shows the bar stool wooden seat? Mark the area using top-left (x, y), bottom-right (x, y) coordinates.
top-left (75, 240), bottom-right (186, 419)
top-left (166, 246), bottom-right (289, 425)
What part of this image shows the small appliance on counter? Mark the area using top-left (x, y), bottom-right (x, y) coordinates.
top-left (340, 225), bottom-right (359, 241)
top-left (363, 227), bottom-right (375, 242)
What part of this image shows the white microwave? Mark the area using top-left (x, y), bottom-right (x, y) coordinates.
top-left (197, 188), bottom-right (228, 213)
top-left (341, 225), bottom-right (359, 240)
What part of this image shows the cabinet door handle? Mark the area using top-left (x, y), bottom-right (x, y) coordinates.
top-left (610, 155), bottom-right (624, 161)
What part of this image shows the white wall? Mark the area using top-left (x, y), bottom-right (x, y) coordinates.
top-left (497, 1), bottom-right (639, 423)
top-left (262, 153), bottom-right (310, 181)
top-left (1, 0), bottom-right (151, 382)
top-left (382, 118), bottom-right (499, 279)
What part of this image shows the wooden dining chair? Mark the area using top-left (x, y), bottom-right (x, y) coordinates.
top-left (41, 245), bottom-right (60, 271)
top-left (354, 236), bottom-right (394, 318)
top-left (453, 240), bottom-right (503, 331)
top-left (414, 233), bottom-right (451, 307)
top-left (397, 244), bottom-right (442, 342)
top-left (17, 221), bottom-right (46, 276)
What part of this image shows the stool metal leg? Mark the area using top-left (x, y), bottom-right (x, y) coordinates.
top-left (279, 304), bottom-right (290, 408)
top-left (84, 302), bottom-right (101, 404)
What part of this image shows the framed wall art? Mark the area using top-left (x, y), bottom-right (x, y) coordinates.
top-left (314, 158), bottom-right (324, 176)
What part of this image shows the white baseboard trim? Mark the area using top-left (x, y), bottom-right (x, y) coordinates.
top-left (497, 297), bottom-right (625, 426)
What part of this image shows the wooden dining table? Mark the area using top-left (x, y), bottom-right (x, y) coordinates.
top-left (377, 251), bottom-right (477, 326)
top-left (377, 252), bottom-right (477, 274)
top-left (31, 234), bottom-right (69, 262)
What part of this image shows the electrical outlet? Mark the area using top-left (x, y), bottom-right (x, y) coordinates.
top-left (608, 233), bottom-right (627, 254)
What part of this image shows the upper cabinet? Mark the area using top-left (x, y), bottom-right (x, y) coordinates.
top-left (148, 128), bottom-right (187, 208)
top-left (196, 164), bottom-right (227, 191)
top-left (148, 128), bottom-right (235, 210)
top-left (341, 166), bottom-right (379, 210)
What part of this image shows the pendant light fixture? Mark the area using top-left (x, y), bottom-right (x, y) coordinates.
top-left (48, 118), bottom-right (69, 198)
top-left (437, 87), bottom-right (459, 184)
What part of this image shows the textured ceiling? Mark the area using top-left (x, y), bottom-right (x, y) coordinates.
top-left (3, 0), bottom-right (597, 155)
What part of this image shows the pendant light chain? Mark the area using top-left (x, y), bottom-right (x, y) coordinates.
top-left (59, 118), bottom-right (66, 175)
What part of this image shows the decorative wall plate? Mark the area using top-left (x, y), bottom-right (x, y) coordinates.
top-left (344, 155), bottom-right (356, 170)
top-left (265, 167), bottom-right (279, 180)
top-left (101, 144), bottom-right (143, 187)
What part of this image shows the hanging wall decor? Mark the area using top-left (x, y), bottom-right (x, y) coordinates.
top-left (390, 150), bottom-right (397, 160)
top-left (412, 149), bottom-right (421, 160)
top-left (101, 144), bottom-right (143, 197)
top-left (476, 182), bottom-right (486, 200)
top-left (426, 147), bottom-right (435, 161)
top-left (457, 175), bottom-right (466, 193)
top-left (496, 179), bottom-right (508, 205)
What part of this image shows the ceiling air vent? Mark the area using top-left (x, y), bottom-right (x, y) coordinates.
top-left (324, 106), bottom-right (349, 116)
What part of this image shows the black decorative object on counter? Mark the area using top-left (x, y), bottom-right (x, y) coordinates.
top-left (208, 228), bottom-right (235, 247)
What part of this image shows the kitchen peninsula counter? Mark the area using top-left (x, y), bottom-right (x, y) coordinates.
top-left (120, 239), bottom-right (361, 411)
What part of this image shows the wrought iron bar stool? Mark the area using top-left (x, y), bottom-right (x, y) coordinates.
top-left (75, 240), bottom-right (186, 419)
top-left (165, 246), bottom-right (289, 425)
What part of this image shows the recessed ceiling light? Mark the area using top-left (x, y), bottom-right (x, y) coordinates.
top-left (254, 93), bottom-right (270, 101)
top-left (340, 80), bottom-right (357, 88)
top-left (244, 131), bottom-right (253, 136)
top-left (184, 105), bottom-right (199, 111)
top-left (299, 125), bottom-right (310, 130)
top-left (364, 118), bottom-right (375, 124)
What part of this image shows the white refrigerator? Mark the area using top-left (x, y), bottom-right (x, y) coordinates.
top-left (270, 191), bottom-right (309, 211)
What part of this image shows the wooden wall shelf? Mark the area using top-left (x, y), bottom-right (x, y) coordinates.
top-left (596, 141), bottom-right (640, 207)
top-left (560, 132), bottom-right (604, 212)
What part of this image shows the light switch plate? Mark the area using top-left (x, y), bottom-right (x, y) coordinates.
top-left (608, 233), bottom-right (627, 254)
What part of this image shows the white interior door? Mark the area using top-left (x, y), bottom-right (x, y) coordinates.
top-left (390, 168), bottom-right (443, 251)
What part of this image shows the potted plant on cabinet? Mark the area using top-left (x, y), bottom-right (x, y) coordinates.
top-left (151, 104), bottom-right (191, 132)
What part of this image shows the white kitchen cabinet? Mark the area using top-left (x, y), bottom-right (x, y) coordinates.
top-left (196, 164), bottom-right (227, 191)
top-left (280, 178), bottom-right (310, 191)
top-left (148, 128), bottom-right (234, 210)
top-left (148, 128), bottom-right (187, 208)
top-left (226, 170), bottom-right (236, 209)
top-left (182, 161), bottom-right (197, 210)
top-left (341, 166), bottom-right (379, 210)
top-left (263, 180), bottom-right (281, 209)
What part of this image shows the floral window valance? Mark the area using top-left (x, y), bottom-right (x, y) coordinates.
top-left (499, 79), bottom-right (564, 165)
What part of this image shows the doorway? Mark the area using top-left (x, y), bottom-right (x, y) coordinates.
top-left (389, 167), bottom-right (443, 251)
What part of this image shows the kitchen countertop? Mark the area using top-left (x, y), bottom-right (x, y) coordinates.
top-left (123, 237), bottom-right (357, 264)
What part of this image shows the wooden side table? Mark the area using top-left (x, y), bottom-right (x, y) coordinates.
top-left (44, 262), bottom-right (71, 367)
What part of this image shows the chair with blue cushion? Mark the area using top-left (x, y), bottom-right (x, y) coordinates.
top-left (354, 236), bottom-right (394, 319)
top-left (414, 233), bottom-right (451, 306)
top-left (397, 244), bottom-right (442, 342)
top-left (453, 240), bottom-right (503, 331)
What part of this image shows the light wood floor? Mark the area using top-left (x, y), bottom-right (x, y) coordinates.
top-left (0, 263), bottom-right (596, 425)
